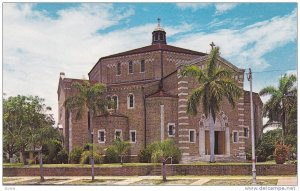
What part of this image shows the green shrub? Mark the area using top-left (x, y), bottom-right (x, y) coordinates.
top-left (256, 145), bottom-right (268, 162)
top-left (57, 149), bottom-right (68, 164)
top-left (69, 147), bottom-right (83, 164)
top-left (139, 139), bottom-right (181, 164)
top-left (80, 150), bottom-right (103, 164)
top-left (138, 148), bottom-right (152, 163)
top-left (105, 146), bottom-right (119, 163)
top-left (274, 143), bottom-right (289, 164)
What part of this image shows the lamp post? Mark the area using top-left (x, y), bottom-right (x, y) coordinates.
top-left (247, 68), bottom-right (256, 184)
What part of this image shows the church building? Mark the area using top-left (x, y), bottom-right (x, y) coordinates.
top-left (57, 20), bottom-right (263, 163)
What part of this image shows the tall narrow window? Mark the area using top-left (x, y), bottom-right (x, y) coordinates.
top-left (189, 130), bottom-right (195, 143)
top-left (128, 61), bottom-right (133, 74)
top-left (117, 63), bottom-right (121, 75)
top-left (127, 94), bottom-right (134, 109)
top-left (107, 96), bottom-right (112, 109)
top-left (130, 130), bottom-right (136, 143)
top-left (98, 130), bottom-right (105, 143)
top-left (160, 33), bottom-right (164, 40)
top-left (140, 60), bottom-right (145, 73)
top-left (244, 128), bottom-right (249, 137)
top-left (233, 132), bottom-right (238, 143)
top-left (112, 95), bottom-right (118, 109)
top-left (168, 123), bottom-right (175, 137)
top-left (115, 130), bottom-right (122, 140)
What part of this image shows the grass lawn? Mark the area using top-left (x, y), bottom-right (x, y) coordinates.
top-left (203, 179), bottom-right (278, 186)
top-left (65, 179), bottom-right (123, 185)
top-left (2, 177), bottom-right (19, 182)
top-left (131, 179), bottom-right (198, 185)
top-left (10, 178), bottom-right (69, 185)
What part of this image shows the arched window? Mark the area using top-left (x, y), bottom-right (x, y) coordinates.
top-left (117, 63), bottom-right (121, 75)
top-left (112, 95), bottom-right (118, 109)
top-left (160, 33), bottom-right (164, 40)
top-left (128, 61), bottom-right (133, 74)
top-left (155, 33), bottom-right (158, 41)
top-left (127, 93), bottom-right (134, 109)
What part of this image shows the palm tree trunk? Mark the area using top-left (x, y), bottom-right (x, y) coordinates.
top-left (162, 160), bottom-right (167, 182)
top-left (89, 110), bottom-right (95, 182)
top-left (209, 111), bottom-right (216, 163)
top-left (39, 150), bottom-right (44, 182)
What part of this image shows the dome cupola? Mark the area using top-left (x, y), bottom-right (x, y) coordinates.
top-left (152, 18), bottom-right (167, 45)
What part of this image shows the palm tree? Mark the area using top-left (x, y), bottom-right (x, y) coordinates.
top-left (259, 74), bottom-right (297, 141)
top-left (151, 139), bottom-right (181, 182)
top-left (113, 139), bottom-right (130, 165)
top-left (65, 80), bottom-right (108, 181)
top-left (181, 46), bottom-right (242, 162)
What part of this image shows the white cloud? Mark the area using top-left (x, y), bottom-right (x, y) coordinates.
top-left (176, 3), bottom-right (211, 12)
top-left (176, 3), bottom-right (238, 15)
top-left (215, 3), bottom-right (238, 15)
top-left (3, 3), bottom-right (135, 124)
top-left (172, 9), bottom-right (297, 70)
top-left (3, 3), bottom-right (193, 124)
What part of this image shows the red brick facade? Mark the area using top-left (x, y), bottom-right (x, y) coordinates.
top-left (57, 24), bottom-right (263, 162)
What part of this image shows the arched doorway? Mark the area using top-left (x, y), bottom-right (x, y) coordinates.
top-left (198, 111), bottom-right (230, 157)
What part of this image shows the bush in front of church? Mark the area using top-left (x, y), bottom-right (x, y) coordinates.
top-left (105, 146), bottom-right (119, 163)
top-left (138, 140), bottom-right (181, 164)
top-left (69, 147), bottom-right (84, 164)
top-left (80, 150), bottom-right (103, 164)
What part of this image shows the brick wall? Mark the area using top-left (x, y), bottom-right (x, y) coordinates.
top-left (3, 164), bottom-right (296, 177)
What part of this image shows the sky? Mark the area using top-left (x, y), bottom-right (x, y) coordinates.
top-left (2, 2), bottom-right (297, 125)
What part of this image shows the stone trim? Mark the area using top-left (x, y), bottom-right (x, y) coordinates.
top-left (178, 87), bottom-right (188, 90)
top-left (178, 81), bottom-right (188, 84)
top-left (179, 123), bottom-right (189, 126)
top-left (179, 99), bottom-right (188, 102)
top-left (178, 116), bottom-right (188, 120)
top-left (178, 110), bottom-right (187, 114)
top-left (178, 92), bottom-right (188, 96)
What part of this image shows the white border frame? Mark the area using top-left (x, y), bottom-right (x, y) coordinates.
top-left (98, 129), bottom-right (106, 143)
top-left (189, 129), bottom-right (196, 143)
top-left (115, 129), bottom-right (122, 140)
top-left (129, 130), bottom-right (137, 143)
top-left (232, 130), bottom-right (239, 143)
top-left (167, 123), bottom-right (176, 137)
top-left (127, 93), bottom-right (135, 109)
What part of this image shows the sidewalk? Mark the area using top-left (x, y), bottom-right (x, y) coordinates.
top-left (3, 175), bottom-right (298, 186)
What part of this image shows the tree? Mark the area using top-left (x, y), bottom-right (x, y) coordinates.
top-left (113, 139), bottom-right (130, 165)
top-left (181, 46), bottom-right (242, 162)
top-left (3, 95), bottom-right (56, 164)
top-left (65, 80), bottom-right (108, 181)
top-left (259, 74), bottom-right (297, 140)
top-left (151, 139), bottom-right (181, 182)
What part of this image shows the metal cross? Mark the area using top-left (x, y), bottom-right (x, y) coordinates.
top-left (157, 18), bottom-right (161, 27)
top-left (210, 41), bottom-right (215, 49)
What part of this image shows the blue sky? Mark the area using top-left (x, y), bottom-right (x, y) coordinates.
top-left (3, 3), bottom-right (297, 124)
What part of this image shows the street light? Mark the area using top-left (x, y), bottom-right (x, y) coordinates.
top-left (247, 68), bottom-right (256, 184)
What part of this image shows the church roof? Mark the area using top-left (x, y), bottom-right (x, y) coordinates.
top-left (101, 44), bottom-right (206, 60)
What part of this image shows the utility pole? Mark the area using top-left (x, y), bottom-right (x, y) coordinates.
top-left (247, 68), bottom-right (256, 184)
